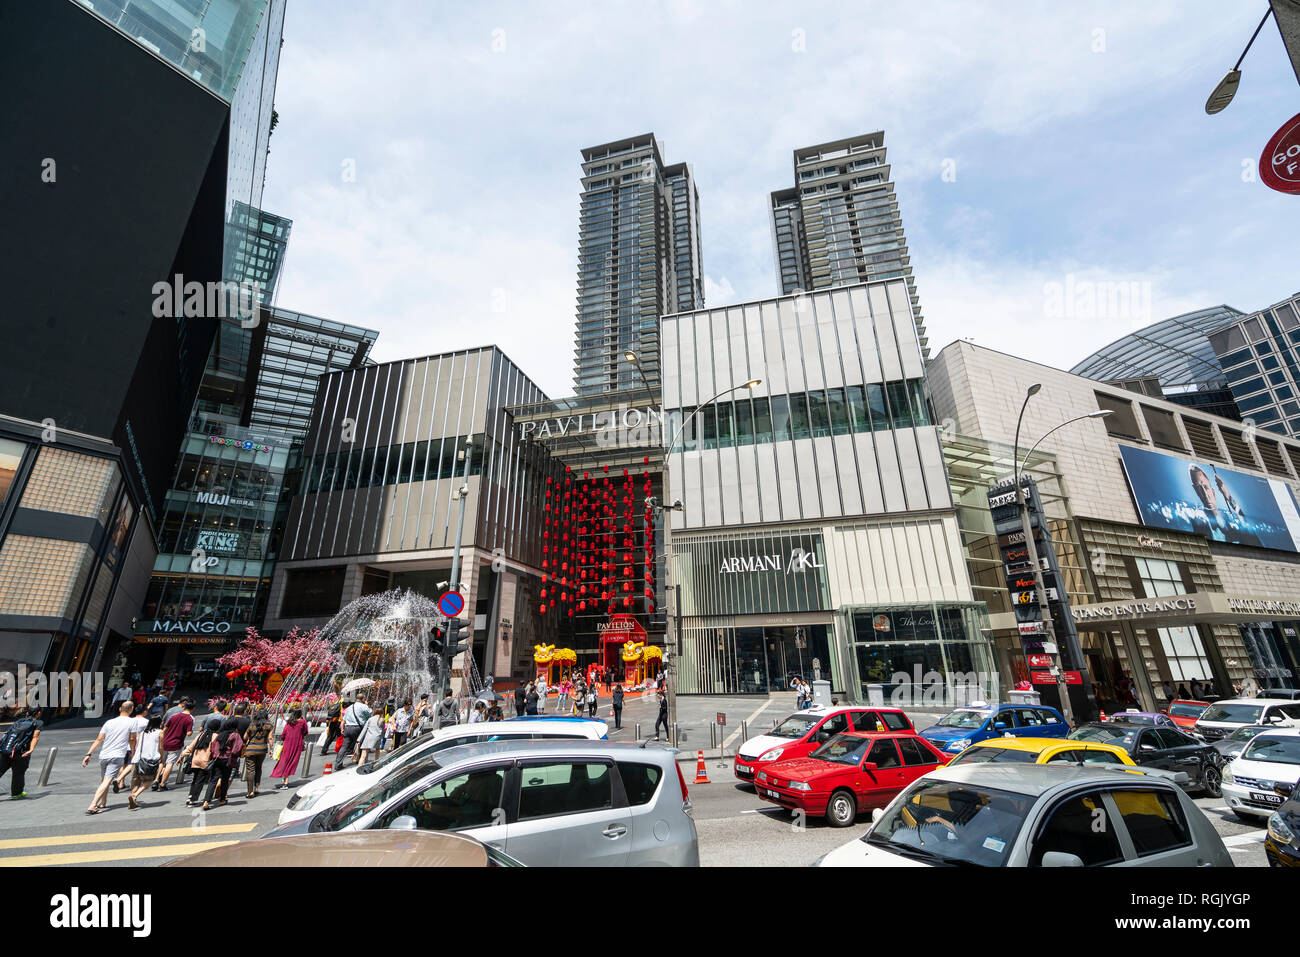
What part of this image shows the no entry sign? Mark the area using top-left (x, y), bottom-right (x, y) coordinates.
top-left (1260, 111), bottom-right (1300, 194)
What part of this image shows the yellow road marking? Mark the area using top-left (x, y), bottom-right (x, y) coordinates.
top-left (0, 840), bottom-right (239, 867)
top-left (0, 822), bottom-right (257, 850)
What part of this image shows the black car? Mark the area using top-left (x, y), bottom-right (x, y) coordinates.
top-left (1265, 781), bottom-right (1300, 867)
top-left (1068, 720), bottom-right (1223, 797)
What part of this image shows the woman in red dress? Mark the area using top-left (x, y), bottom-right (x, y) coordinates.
top-left (270, 708), bottom-right (308, 790)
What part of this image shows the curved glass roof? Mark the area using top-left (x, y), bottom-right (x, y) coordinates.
top-left (1070, 305), bottom-right (1243, 391)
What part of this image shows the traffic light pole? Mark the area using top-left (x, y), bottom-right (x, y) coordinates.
top-left (433, 437), bottom-right (473, 730)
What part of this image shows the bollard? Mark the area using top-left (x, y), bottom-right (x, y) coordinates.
top-left (741, 720), bottom-right (749, 743)
top-left (671, 723), bottom-right (679, 750)
top-left (717, 726), bottom-right (728, 769)
top-left (37, 747), bottom-right (57, 786)
top-left (300, 747), bottom-right (313, 778)
top-left (635, 722), bottom-right (641, 741)
top-left (710, 723), bottom-right (717, 750)
top-left (772, 717), bottom-right (779, 729)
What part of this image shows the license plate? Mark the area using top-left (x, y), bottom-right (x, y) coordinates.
top-left (764, 788), bottom-right (781, 799)
top-left (1250, 791), bottom-right (1284, 805)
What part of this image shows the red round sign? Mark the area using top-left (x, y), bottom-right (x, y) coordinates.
top-left (1260, 111), bottom-right (1300, 195)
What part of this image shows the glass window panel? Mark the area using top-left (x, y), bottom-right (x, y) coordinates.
top-left (826, 388), bottom-right (850, 435)
top-left (770, 395), bottom-right (791, 442)
top-left (734, 398), bottom-right (754, 447)
top-left (886, 381), bottom-right (913, 429)
top-left (866, 383), bottom-right (888, 430)
top-left (789, 394), bottom-right (811, 440)
top-left (715, 402), bottom-right (735, 449)
top-left (910, 380), bottom-right (931, 425)
top-left (808, 390), bottom-right (831, 438)
top-left (752, 397), bottom-right (772, 444)
top-left (846, 385), bottom-right (868, 432)
top-left (700, 406), bottom-right (717, 451)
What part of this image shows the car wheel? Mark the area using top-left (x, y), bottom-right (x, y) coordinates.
top-left (825, 790), bottom-right (857, 828)
top-left (1202, 764), bottom-right (1222, 798)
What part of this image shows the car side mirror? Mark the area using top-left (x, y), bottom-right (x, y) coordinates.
top-left (387, 815), bottom-right (418, 831)
top-left (993, 721), bottom-right (1007, 730)
top-left (817, 732), bottom-right (830, 743)
top-left (1139, 744), bottom-right (1156, 752)
top-left (870, 807), bottom-right (884, 824)
top-left (860, 761), bottom-right (877, 772)
top-left (1041, 851), bottom-right (1085, 868)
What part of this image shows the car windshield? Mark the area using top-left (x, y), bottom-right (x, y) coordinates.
top-left (770, 714), bottom-right (821, 739)
top-left (1112, 713), bottom-right (1154, 725)
top-left (946, 747), bottom-right (1038, 766)
top-left (357, 734), bottom-right (432, 775)
top-left (864, 779), bottom-right (1033, 867)
top-left (1227, 725), bottom-right (1269, 743)
top-left (313, 760), bottom-right (441, 832)
top-left (1202, 703), bottom-right (1264, 724)
top-left (1169, 703), bottom-right (1208, 719)
top-left (936, 710), bottom-right (990, 729)
top-left (1069, 725), bottom-right (1136, 747)
top-left (810, 734), bottom-right (872, 765)
top-left (1242, 736), bottom-right (1300, 766)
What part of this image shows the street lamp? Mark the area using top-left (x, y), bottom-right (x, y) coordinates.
top-left (623, 351), bottom-right (658, 406)
top-left (1011, 384), bottom-right (1113, 726)
top-left (1204, 6), bottom-right (1274, 113)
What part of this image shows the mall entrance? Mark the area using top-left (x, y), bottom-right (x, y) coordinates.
top-left (732, 625), bottom-right (830, 694)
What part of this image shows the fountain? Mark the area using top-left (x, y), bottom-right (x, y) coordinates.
top-left (267, 588), bottom-right (450, 720)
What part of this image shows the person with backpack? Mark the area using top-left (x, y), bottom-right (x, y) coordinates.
top-left (241, 707), bottom-right (272, 798)
top-left (127, 716), bottom-right (162, 810)
top-left (0, 707), bottom-right (42, 799)
top-left (199, 721), bottom-right (244, 811)
top-left (181, 716), bottom-right (222, 808)
top-left (336, 695), bottom-right (371, 771)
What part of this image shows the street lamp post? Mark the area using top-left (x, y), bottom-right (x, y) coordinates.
top-left (1012, 385), bottom-right (1112, 726)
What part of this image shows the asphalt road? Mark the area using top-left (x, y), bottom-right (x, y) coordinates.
top-left (0, 696), bottom-right (1274, 867)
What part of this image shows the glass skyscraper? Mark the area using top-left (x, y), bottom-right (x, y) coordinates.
top-left (1206, 292), bottom-right (1300, 440)
top-left (769, 133), bottom-right (926, 352)
top-left (573, 134), bottom-right (703, 397)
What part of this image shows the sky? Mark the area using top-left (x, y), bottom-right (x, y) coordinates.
top-left (261, 1), bottom-right (1300, 399)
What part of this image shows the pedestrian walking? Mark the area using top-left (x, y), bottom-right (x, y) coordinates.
top-left (556, 679), bottom-right (569, 714)
top-left (611, 684), bottom-right (624, 731)
top-left (335, 695), bottom-right (372, 771)
top-left (321, 698), bottom-right (343, 756)
top-left (537, 676), bottom-right (548, 713)
top-left (127, 716), bottom-right (163, 810)
top-left (198, 721), bottom-right (244, 811)
top-left (357, 708), bottom-right (384, 764)
top-left (154, 698), bottom-right (194, 791)
top-left (411, 694), bottom-right (430, 739)
top-left (241, 707), bottom-right (272, 797)
top-left (514, 684), bottom-right (526, 718)
top-left (0, 707), bottom-right (42, 799)
top-left (392, 700), bottom-right (412, 749)
top-left (131, 683), bottom-right (146, 710)
top-left (468, 701), bottom-right (487, 724)
top-left (586, 685), bottom-right (598, 718)
top-left (113, 703), bottom-right (149, 794)
top-left (437, 691), bottom-right (459, 727)
top-left (653, 688), bottom-right (669, 741)
top-left (181, 717), bottom-right (222, 807)
top-left (571, 686), bottom-right (584, 717)
top-left (525, 682), bottom-right (539, 716)
top-left (146, 688), bottom-right (169, 720)
top-left (271, 708), bottom-right (308, 790)
top-left (84, 702), bottom-right (140, 813)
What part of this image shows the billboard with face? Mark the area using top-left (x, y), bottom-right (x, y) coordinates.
top-left (1118, 444), bottom-right (1300, 553)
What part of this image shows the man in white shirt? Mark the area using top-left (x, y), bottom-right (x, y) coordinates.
top-left (537, 677), bottom-right (548, 714)
top-left (82, 701), bottom-right (138, 814)
top-left (335, 695), bottom-right (372, 770)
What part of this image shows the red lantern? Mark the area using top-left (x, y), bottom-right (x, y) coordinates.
top-left (539, 604), bottom-right (546, 614)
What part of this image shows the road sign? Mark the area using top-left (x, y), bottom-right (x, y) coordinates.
top-left (1030, 670), bottom-right (1083, 686)
top-left (438, 591), bottom-right (464, 617)
top-left (1027, 654), bottom-right (1053, 668)
top-left (716, 712), bottom-right (726, 726)
top-left (1260, 111), bottom-right (1300, 194)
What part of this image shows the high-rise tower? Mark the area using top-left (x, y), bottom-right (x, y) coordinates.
top-left (770, 132), bottom-right (925, 352)
top-left (573, 134), bottom-right (702, 396)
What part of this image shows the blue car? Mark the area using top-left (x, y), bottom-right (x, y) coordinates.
top-left (920, 703), bottom-right (1070, 755)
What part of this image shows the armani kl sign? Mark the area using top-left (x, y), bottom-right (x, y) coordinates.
top-left (719, 548), bottom-right (825, 575)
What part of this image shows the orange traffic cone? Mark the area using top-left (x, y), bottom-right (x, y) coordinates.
top-left (1100, 709), bottom-right (1107, 721)
top-left (693, 750), bottom-right (710, 784)
top-left (322, 760), bottom-right (333, 774)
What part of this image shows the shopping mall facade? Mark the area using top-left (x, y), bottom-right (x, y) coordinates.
top-left (929, 341), bottom-right (1300, 715)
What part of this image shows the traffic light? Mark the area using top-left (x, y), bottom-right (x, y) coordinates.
top-left (443, 617), bottom-right (470, 662)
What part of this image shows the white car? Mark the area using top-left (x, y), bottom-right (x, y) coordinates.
top-left (1221, 728), bottom-right (1300, 821)
top-left (1193, 698), bottom-right (1300, 742)
top-left (733, 705), bottom-right (915, 784)
top-left (277, 718), bottom-right (606, 825)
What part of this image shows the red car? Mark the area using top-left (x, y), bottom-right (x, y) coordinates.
top-left (1167, 700), bottom-right (1211, 731)
top-left (734, 705), bottom-right (916, 784)
top-left (755, 731), bottom-right (950, 827)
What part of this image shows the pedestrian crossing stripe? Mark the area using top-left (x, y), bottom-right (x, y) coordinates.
top-left (0, 840), bottom-right (242, 867)
top-left (0, 822), bottom-right (258, 851)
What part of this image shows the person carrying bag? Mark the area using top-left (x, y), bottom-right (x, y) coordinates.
top-left (199, 726), bottom-right (243, 811)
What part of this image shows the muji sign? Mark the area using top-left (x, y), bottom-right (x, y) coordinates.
top-left (1260, 111), bottom-right (1300, 195)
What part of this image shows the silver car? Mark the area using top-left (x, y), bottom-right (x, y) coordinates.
top-left (265, 739), bottom-right (698, 867)
top-left (817, 763), bottom-right (1232, 867)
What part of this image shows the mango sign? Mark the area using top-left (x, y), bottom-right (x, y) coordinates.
top-left (1260, 111), bottom-right (1300, 194)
